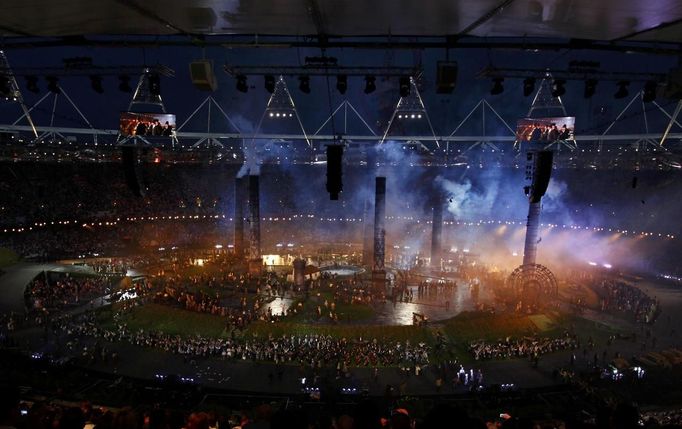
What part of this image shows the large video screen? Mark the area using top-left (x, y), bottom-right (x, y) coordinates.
top-left (119, 112), bottom-right (176, 137)
top-left (516, 117), bottom-right (575, 143)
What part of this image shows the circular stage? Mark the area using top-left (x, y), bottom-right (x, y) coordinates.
top-left (319, 265), bottom-right (365, 276)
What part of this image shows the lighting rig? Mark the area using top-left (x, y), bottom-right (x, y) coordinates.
top-left (397, 113), bottom-right (423, 119)
top-left (225, 57), bottom-right (419, 95)
top-left (479, 65), bottom-right (668, 100)
top-left (0, 59), bottom-right (174, 95)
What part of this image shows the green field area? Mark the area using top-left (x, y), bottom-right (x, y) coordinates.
top-left (102, 303), bottom-right (228, 338)
top-left (442, 311), bottom-right (539, 341)
top-left (105, 303), bottom-right (616, 344)
top-left (0, 248), bottom-right (19, 268)
top-left (285, 292), bottom-right (375, 323)
top-left (98, 301), bottom-right (622, 365)
top-left (246, 320), bottom-right (433, 344)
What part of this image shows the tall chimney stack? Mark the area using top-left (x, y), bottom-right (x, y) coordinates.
top-left (431, 203), bottom-right (443, 269)
top-left (362, 199), bottom-right (373, 267)
top-left (372, 177), bottom-right (386, 291)
top-left (234, 177), bottom-right (245, 258)
top-left (248, 174), bottom-right (262, 273)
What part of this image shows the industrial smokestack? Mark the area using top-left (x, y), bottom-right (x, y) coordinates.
top-left (248, 175), bottom-right (261, 265)
top-left (431, 203), bottom-right (443, 269)
top-left (372, 177), bottom-right (387, 292)
top-left (373, 177), bottom-right (386, 272)
top-left (362, 199), bottom-right (373, 267)
top-left (234, 177), bottom-right (246, 258)
top-left (522, 202), bottom-right (542, 265)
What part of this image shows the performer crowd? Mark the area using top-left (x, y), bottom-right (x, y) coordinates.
top-left (469, 334), bottom-right (579, 361)
top-left (52, 310), bottom-right (430, 369)
top-left (25, 275), bottom-right (115, 312)
top-left (596, 280), bottom-right (659, 324)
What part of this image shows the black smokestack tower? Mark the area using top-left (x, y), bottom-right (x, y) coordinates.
top-left (234, 177), bottom-right (246, 258)
top-left (523, 150), bottom-right (553, 266)
top-left (248, 174), bottom-right (262, 273)
top-left (372, 177), bottom-right (386, 291)
top-left (362, 199), bottom-right (373, 267)
top-left (431, 202), bottom-right (443, 270)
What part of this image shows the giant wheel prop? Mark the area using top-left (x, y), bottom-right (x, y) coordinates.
top-left (506, 263), bottom-right (558, 310)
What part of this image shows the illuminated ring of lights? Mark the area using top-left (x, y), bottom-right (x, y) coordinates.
top-left (506, 263), bottom-right (558, 306)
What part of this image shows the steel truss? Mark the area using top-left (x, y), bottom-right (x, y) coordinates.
top-left (115, 69), bottom-right (180, 148)
top-left (1, 58), bottom-right (681, 152)
top-left (1, 124), bottom-right (679, 146)
top-left (449, 98), bottom-right (516, 153)
top-left (380, 77), bottom-right (440, 146)
top-left (600, 90), bottom-right (682, 151)
top-left (176, 95), bottom-right (241, 149)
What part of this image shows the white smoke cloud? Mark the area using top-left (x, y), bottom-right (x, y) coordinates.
top-left (436, 173), bottom-right (499, 219)
top-left (231, 114), bottom-right (260, 177)
top-left (542, 179), bottom-right (567, 210)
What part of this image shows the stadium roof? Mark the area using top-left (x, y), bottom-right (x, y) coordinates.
top-left (1, 0), bottom-right (681, 44)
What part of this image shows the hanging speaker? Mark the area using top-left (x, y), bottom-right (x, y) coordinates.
top-left (436, 61), bottom-right (458, 94)
top-left (121, 147), bottom-right (145, 197)
top-left (529, 150), bottom-right (553, 203)
top-left (189, 60), bottom-right (218, 91)
top-left (326, 145), bottom-right (343, 200)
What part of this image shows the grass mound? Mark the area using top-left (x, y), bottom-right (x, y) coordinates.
top-left (110, 303), bottom-right (227, 338)
top-left (441, 311), bottom-right (540, 342)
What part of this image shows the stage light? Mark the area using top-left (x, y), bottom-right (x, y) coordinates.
top-left (264, 75), bottom-right (275, 93)
top-left (46, 76), bottom-right (60, 94)
top-left (614, 81), bottom-right (629, 99)
top-left (364, 75), bottom-right (376, 94)
top-left (236, 75), bottom-right (248, 93)
top-left (490, 77), bottom-right (504, 95)
top-left (399, 76), bottom-right (410, 97)
top-left (89, 75), bottom-right (104, 94)
top-left (642, 80), bottom-right (657, 103)
top-left (147, 73), bottom-right (161, 96)
top-left (551, 79), bottom-right (566, 97)
top-left (584, 79), bottom-right (597, 98)
top-left (299, 75), bottom-right (310, 94)
top-left (336, 74), bottom-right (347, 94)
top-left (25, 75), bottom-right (39, 93)
top-left (118, 75), bottom-right (132, 92)
top-left (523, 77), bottom-right (535, 97)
